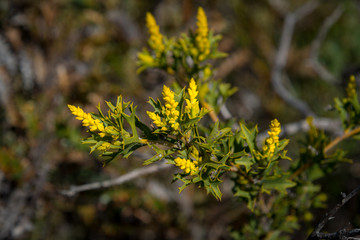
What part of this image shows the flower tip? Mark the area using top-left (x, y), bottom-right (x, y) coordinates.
top-left (146, 12), bottom-right (155, 22)
top-left (198, 6), bottom-right (205, 15)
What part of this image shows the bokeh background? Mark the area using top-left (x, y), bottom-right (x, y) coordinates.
top-left (1, 0), bottom-right (360, 239)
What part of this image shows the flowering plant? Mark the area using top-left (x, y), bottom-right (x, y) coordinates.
top-left (68, 7), bottom-right (359, 239)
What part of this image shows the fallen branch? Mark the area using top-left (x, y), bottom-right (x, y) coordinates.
top-left (307, 185), bottom-right (360, 240)
top-left (60, 161), bottom-right (173, 197)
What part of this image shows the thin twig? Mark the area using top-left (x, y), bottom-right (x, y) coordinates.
top-left (308, 5), bottom-right (344, 83)
top-left (308, 186), bottom-right (360, 240)
top-left (60, 161), bottom-right (173, 197)
top-left (324, 126), bottom-right (360, 154)
top-left (271, 0), bottom-right (319, 117)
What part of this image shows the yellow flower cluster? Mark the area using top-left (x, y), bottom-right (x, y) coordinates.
top-left (185, 78), bottom-right (200, 119)
top-left (147, 85), bottom-right (180, 131)
top-left (146, 12), bottom-right (165, 55)
top-left (68, 105), bottom-right (105, 133)
top-left (195, 7), bottom-right (211, 61)
top-left (162, 86), bottom-right (180, 130)
top-left (346, 75), bottom-right (357, 98)
top-left (174, 147), bottom-right (202, 175)
top-left (174, 157), bottom-right (198, 175)
top-left (97, 142), bottom-right (111, 151)
top-left (147, 80), bottom-right (203, 132)
top-left (263, 119), bottom-right (281, 157)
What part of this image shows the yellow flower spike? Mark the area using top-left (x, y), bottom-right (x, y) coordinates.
top-left (196, 7), bottom-right (210, 60)
top-left (185, 78), bottom-right (200, 119)
top-left (346, 75), bottom-right (357, 98)
top-left (162, 85), bottom-right (180, 131)
top-left (146, 12), bottom-right (165, 55)
top-left (68, 104), bottom-right (87, 121)
top-left (263, 118), bottom-right (281, 157)
top-left (68, 104), bottom-right (105, 133)
top-left (147, 111), bottom-right (167, 130)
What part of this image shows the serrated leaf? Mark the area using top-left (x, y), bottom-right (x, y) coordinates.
top-left (173, 173), bottom-right (192, 193)
top-left (262, 175), bottom-right (296, 194)
top-left (144, 148), bottom-right (176, 165)
top-left (143, 153), bottom-right (164, 165)
top-left (105, 100), bottom-right (116, 112)
top-left (234, 156), bottom-right (255, 172)
top-left (122, 105), bottom-right (139, 142)
top-left (276, 139), bottom-right (290, 152)
top-left (208, 122), bottom-right (232, 144)
top-left (230, 150), bottom-right (248, 159)
top-left (203, 179), bottom-right (222, 201)
top-left (239, 122), bottom-right (258, 153)
top-left (148, 97), bottom-right (163, 115)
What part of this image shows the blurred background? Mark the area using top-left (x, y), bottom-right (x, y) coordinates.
top-left (1, 0), bottom-right (360, 239)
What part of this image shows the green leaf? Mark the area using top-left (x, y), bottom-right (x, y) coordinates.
top-left (81, 138), bottom-right (98, 145)
top-left (143, 145), bottom-right (177, 165)
top-left (230, 150), bottom-right (248, 159)
top-left (219, 82), bottom-right (238, 98)
top-left (262, 175), bottom-right (296, 194)
top-left (234, 156), bottom-right (255, 172)
top-left (173, 173), bottom-right (193, 193)
top-left (350, 94), bottom-right (360, 112)
top-left (148, 97), bottom-right (163, 115)
top-left (179, 115), bottom-right (202, 128)
top-left (143, 153), bottom-right (164, 165)
top-left (122, 104), bottom-right (139, 142)
top-left (239, 122), bottom-right (258, 153)
top-left (105, 99), bottom-right (116, 112)
top-left (203, 179), bottom-right (222, 201)
top-left (208, 122), bottom-right (232, 144)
